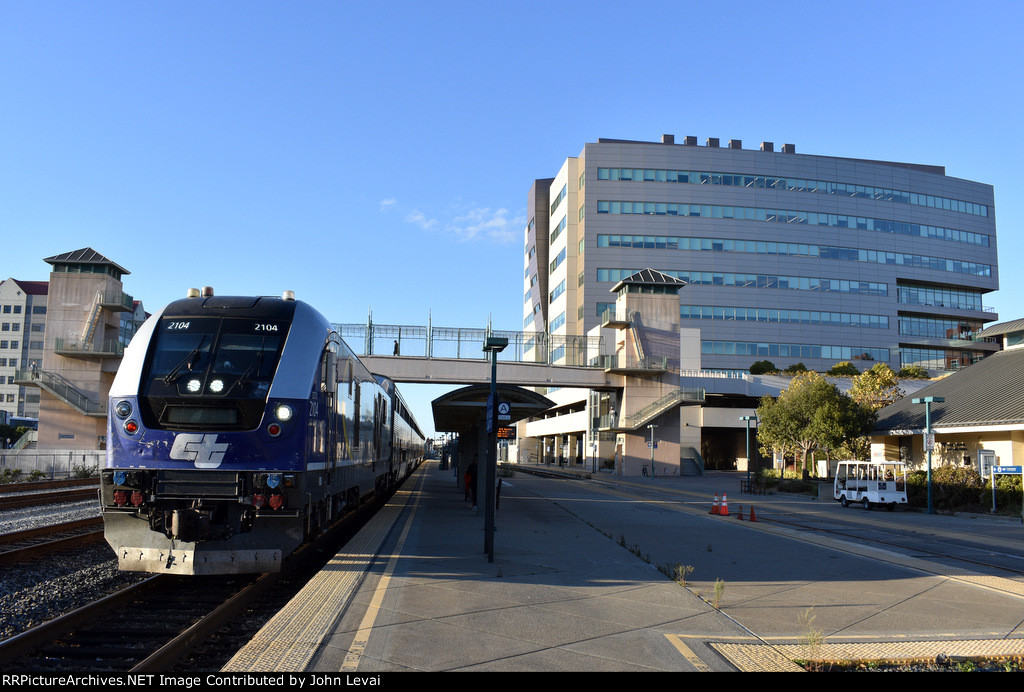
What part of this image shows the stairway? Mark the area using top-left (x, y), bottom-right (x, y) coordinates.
top-left (624, 386), bottom-right (705, 430)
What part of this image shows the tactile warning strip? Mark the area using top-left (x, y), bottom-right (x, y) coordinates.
top-left (713, 638), bottom-right (1024, 672)
top-left (222, 476), bottom-right (420, 672)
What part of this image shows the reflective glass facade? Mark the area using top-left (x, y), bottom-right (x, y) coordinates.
top-left (525, 136), bottom-right (1000, 372)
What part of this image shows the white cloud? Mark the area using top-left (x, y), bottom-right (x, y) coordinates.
top-left (448, 206), bottom-right (521, 243)
top-left (381, 197), bottom-right (523, 244)
top-left (405, 210), bottom-right (438, 230)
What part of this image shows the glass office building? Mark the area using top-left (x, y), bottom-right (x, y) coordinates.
top-left (523, 135), bottom-right (999, 373)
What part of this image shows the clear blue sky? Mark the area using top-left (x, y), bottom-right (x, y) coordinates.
top-left (3, 1), bottom-right (1022, 437)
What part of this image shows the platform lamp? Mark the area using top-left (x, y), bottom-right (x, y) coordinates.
top-left (647, 424), bottom-right (657, 475)
top-left (741, 415), bottom-right (757, 487)
top-left (482, 335), bottom-right (508, 563)
top-left (912, 396), bottom-right (944, 514)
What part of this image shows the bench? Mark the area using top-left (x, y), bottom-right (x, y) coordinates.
top-left (739, 478), bottom-right (768, 495)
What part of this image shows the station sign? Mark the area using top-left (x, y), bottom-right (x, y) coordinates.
top-left (486, 395), bottom-right (511, 433)
top-left (496, 426), bottom-right (515, 440)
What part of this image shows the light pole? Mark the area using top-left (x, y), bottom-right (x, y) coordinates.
top-left (647, 423), bottom-right (657, 476)
top-left (482, 335), bottom-right (508, 563)
top-left (912, 396), bottom-right (944, 514)
top-left (741, 415), bottom-right (757, 487)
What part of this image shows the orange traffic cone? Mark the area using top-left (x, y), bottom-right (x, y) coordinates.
top-left (736, 505), bottom-right (744, 520)
top-left (719, 493), bottom-right (729, 516)
top-left (710, 494), bottom-right (719, 514)
top-left (749, 505), bottom-right (757, 522)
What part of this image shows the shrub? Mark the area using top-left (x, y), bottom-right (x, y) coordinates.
top-left (897, 364), bottom-right (930, 379)
top-left (827, 361), bottom-right (860, 377)
top-left (783, 362), bottom-right (808, 374)
top-left (72, 463), bottom-right (98, 479)
top-left (984, 474), bottom-right (1023, 515)
top-left (750, 360), bottom-right (779, 375)
top-left (0, 468), bottom-right (23, 484)
top-left (907, 466), bottom-right (986, 512)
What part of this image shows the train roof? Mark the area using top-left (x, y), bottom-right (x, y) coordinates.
top-left (160, 294), bottom-right (299, 319)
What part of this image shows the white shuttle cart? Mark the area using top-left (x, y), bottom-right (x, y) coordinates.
top-left (834, 460), bottom-right (908, 511)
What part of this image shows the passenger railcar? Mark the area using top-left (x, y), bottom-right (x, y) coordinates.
top-left (100, 288), bottom-right (425, 575)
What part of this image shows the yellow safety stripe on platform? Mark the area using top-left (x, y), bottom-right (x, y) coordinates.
top-left (664, 634), bottom-right (714, 671)
top-left (342, 492), bottom-right (420, 671)
top-left (222, 469), bottom-right (424, 672)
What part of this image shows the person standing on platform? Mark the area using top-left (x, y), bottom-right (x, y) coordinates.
top-left (466, 456), bottom-right (479, 510)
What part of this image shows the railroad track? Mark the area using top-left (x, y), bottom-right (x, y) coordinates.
top-left (1, 489), bottom-right (98, 509)
top-left (751, 508), bottom-right (1024, 579)
top-left (587, 478), bottom-right (1024, 581)
top-left (0, 518), bottom-right (104, 566)
top-left (0, 573), bottom-right (262, 672)
top-left (0, 477), bottom-right (100, 510)
top-left (0, 485), bottom-right (395, 672)
top-left (0, 477), bottom-right (99, 494)
top-left (504, 463), bottom-right (591, 480)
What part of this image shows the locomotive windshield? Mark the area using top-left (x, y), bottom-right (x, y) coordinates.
top-left (140, 316), bottom-right (290, 429)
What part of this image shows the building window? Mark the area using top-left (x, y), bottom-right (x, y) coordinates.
top-left (682, 305), bottom-right (888, 329)
top-left (550, 184), bottom-right (567, 216)
top-left (595, 167), bottom-right (989, 218)
top-left (595, 201), bottom-right (989, 247)
top-left (595, 232), bottom-right (990, 277)
top-left (549, 248), bottom-right (566, 275)
top-left (702, 340), bottom-right (888, 362)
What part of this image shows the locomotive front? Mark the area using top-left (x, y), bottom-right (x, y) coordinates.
top-left (101, 288), bottom-right (322, 575)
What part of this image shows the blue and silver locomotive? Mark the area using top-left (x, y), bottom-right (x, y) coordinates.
top-left (101, 288), bottom-right (424, 575)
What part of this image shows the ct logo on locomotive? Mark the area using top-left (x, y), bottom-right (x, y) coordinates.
top-left (170, 433), bottom-right (230, 468)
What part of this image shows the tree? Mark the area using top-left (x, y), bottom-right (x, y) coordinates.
top-left (750, 360), bottom-right (779, 375)
top-left (756, 371), bottom-right (875, 478)
top-left (897, 364), bottom-right (930, 380)
top-left (849, 363), bottom-right (905, 412)
top-left (827, 361), bottom-right (860, 377)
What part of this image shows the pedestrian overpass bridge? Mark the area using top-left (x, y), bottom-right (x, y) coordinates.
top-left (360, 354), bottom-right (613, 388)
top-left (336, 320), bottom-right (614, 388)
top-left (335, 320), bottom-right (783, 396)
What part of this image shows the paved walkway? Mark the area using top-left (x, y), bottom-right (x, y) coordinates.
top-left (224, 463), bottom-right (1024, 672)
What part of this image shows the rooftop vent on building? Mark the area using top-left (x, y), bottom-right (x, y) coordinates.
top-left (760, 142), bottom-right (774, 152)
top-left (706, 138), bottom-right (720, 148)
top-left (661, 134), bottom-right (674, 144)
top-left (728, 139), bottom-right (742, 149)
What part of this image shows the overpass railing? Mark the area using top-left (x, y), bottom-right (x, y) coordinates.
top-left (334, 320), bottom-right (604, 367)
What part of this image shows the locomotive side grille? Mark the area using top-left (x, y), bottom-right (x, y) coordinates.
top-left (157, 470), bottom-right (241, 497)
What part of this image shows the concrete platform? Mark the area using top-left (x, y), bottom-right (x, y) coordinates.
top-left (223, 463), bottom-right (1024, 673)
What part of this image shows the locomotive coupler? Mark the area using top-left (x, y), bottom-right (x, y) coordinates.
top-left (170, 507), bottom-right (211, 542)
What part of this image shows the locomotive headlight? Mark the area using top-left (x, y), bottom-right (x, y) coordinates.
top-left (114, 401), bottom-right (132, 419)
top-left (187, 378), bottom-right (202, 393)
top-left (209, 379), bottom-right (224, 393)
top-left (124, 420), bottom-right (140, 435)
top-left (274, 404), bottom-right (294, 422)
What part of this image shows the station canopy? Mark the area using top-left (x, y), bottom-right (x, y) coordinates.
top-left (432, 384), bottom-right (554, 433)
